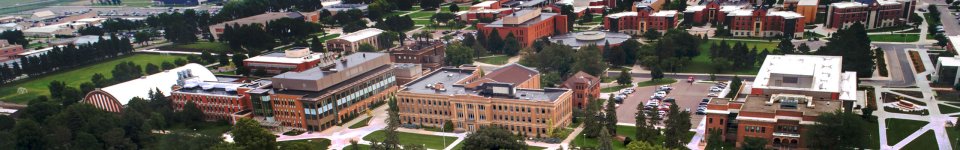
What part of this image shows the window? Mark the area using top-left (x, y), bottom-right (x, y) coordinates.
top-left (783, 76), bottom-right (799, 83)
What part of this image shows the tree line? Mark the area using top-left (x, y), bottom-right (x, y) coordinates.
top-left (0, 36), bottom-right (133, 84)
top-left (146, 9), bottom-right (212, 44)
top-left (637, 30), bottom-right (703, 73)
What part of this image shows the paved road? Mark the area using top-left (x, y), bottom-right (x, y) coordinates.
top-left (935, 5), bottom-right (960, 36)
top-left (863, 43), bottom-right (921, 87)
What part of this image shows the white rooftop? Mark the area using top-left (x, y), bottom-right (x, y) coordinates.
top-left (335, 28), bottom-right (384, 42)
top-left (839, 72), bottom-right (857, 101)
top-left (728, 9), bottom-right (754, 16)
top-left (768, 11), bottom-right (804, 19)
top-left (949, 35), bottom-right (960, 52)
top-left (651, 10), bottom-right (678, 17)
top-left (684, 5), bottom-right (707, 13)
top-left (245, 51), bottom-right (331, 64)
top-left (831, 2), bottom-right (867, 8)
top-left (472, 1), bottom-right (498, 8)
top-left (877, 0), bottom-right (901, 5)
top-left (100, 63), bottom-right (217, 105)
top-left (720, 5), bottom-right (743, 12)
top-left (23, 23), bottom-right (69, 33)
top-left (753, 55), bottom-right (851, 93)
top-left (606, 12), bottom-right (638, 19)
top-left (939, 56), bottom-right (960, 67)
top-left (798, 0), bottom-right (818, 6)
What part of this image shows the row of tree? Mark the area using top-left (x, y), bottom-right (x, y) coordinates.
top-left (520, 42), bottom-right (608, 87)
top-left (214, 0), bottom-right (325, 23)
top-left (146, 10), bottom-right (211, 43)
top-left (0, 36), bottom-right (134, 83)
top-left (637, 30), bottom-right (702, 73)
top-left (707, 41), bottom-right (767, 73)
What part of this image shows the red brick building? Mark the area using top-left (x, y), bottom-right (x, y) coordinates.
top-left (477, 8), bottom-right (569, 47)
top-left (727, 8), bottom-right (806, 38)
top-left (459, 1), bottom-right (514, 23)
top-left (0, 40), bottom-right (24, 61)
top-left (243, 47), bottom-right (337, 75)
top-left (560, 71), bottom-right (600, 109)
top-left (169, 79), bottom-right (271, 122)
top-left (388, 40), bottom-right (446, 71)
top-left (704, 55), bottom-right (859, 149)
top-left (826, 0), bottom-right (914, 29)
top-left (603, 6), bottom-right (679, 35)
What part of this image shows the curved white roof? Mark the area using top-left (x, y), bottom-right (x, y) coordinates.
top-left (100, 63), bottom-right (216, 105)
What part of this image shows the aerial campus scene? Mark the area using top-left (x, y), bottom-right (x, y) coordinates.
top-left (0, 0), bottom-right (959, 149)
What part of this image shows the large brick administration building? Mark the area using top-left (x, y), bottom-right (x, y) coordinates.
top-left (476, 8), bottom-right (569, 47)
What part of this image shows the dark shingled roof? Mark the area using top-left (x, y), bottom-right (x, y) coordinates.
top-left (484, 63), bottom-right (539, 85)
top-left (561, 71), bottom-right (600, 89)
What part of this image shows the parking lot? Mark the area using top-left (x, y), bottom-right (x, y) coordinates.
top-left (614, 77), bottom-right (720, 127)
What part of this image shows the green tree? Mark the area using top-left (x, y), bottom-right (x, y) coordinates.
top-left (599, 127), bottom-right (613, 150)
top-left (573, 45), bottom-right (608, 76)
top-left (461, 126), bottom-right (528, 149)
top-left (804, 111), bottom-right (868, 149)
top-left (180, 101), bottom-right (205, 124)
top-left (626, 140), bottom-right (666, 150)
top-left (503, 33), bottom-right (521, 56)
top-left (651, 67), bottom-right (664, 80)
top-left (445, 43), bottom-right (474, 66)
top-left (583, 99), bottom-right (603, 138)
top-left (742, 137), bottom-right (767, 150)
top-left (643, 30), bottom-right (661, 40)
top-left (358, 43), bottom-right (378, 52)
top-left (450, 4), bottom-right (461, 12)
top-left (617, 69), bottom-right (632, 85)
top-left (605, 95), bottom-right (618, 135)
top-left (0, 115), bottom-right (14, 130)
top-left (797, 43), bottom-right (811, 54)
top-left (232, 118), bottom-right (276, 150)
top-left (145, 63), bottom-right (161, 74)
top-left (663, 100), bottom-right (691, 148)
top-left (635, 103), bottom-right (657, 143)
top-left (705, 130), bottom-right (725, 150)
top-left (487, 29), bottom-right (503, 53)
top-left (777, 38), bottom-right (795, 54)
top-left (443, 120), bottom-right (454, 132)
top-left (48, 80), bottom-right (66, 99)
top-left (372, 96), bottom-right (402, 149)
top-left (13, 119), bottom-right (43, 150)
top-left (818, 22), bottom-right (874, 78)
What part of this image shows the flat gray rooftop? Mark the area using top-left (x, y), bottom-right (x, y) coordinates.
top-left (273, 52), bottom-right (386, 80)
top-left (403, 68), bottom-right (568, 102)
top-left (484, 13), bottom-right (559, 27)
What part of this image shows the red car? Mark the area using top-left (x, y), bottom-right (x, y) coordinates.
top-left (687, 76), bottom-right (695, 83)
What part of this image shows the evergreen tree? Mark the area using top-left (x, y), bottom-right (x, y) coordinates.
top-left (599, 127), bottom-right (613, 150)
top-left (604, 95), bottom-right (618, 135)
top-left (487, 29), bottom-right (504, 53)
top-left (617, 69), bottom-right (632, 85)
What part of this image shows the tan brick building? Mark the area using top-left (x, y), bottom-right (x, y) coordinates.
top-left (396, 64), bottom-right (572, 136)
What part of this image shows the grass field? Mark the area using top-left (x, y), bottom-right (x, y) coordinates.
top-left (939, 104), bottom-right (960, 114)
top-left (868, 34), bottom-right (920, 42)
top-left (317, 34), bottom-right (340, 43)
top-left (414, 19), bottom-right (432, 26)
top-left (476, 55), bottom-right (510, 65)
top-left (636, 78), bottom-right (677, 87)
top-left (343, 144), bottom-right (371, 150)
top-left (864, 116), bottom-right (881, 149)
top-left (363, 130), bottom-right (457, 149)
top-left (677, 39), bottom-right (777, 75)
top-left (901, 130), bottom-right (937, 150)
top-left (278, 138), bottom-right (331, 150)
top-left (885, 118), bottom-right (929, 144)
top-left (0, 54), bottom-right (187, 103)
top-left (573, 125), bottom-right (694, 149)
top-left (601, 84), bottom-right (633, 93)
top-left (0, 0), bottom-right (77, 15)
top-left (159, 41), bottom-right (233, 53)
top-left (348, 117), bottom-right (371, 129)
top-left (450, 142), bottom-right (545, 150)
top-left (119, 0), bottom-right (152, 7)
top-left (408, 11), bottom-right (437, 19)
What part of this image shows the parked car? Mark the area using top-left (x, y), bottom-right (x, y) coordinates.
top-left (652, 91), bottom-right (667, 98)
top-left (710, 87), bottom-right (723, 92)
top-left (701, 98), bottom-right (710, 103)
top-left (687, 76), bottom-right (695, 83)
top-left (707, 93), bottom-right (718, 97)
top-left (664, 98), bottom-right (676, 103)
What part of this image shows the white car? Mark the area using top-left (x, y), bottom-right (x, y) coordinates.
top-left (707, 93), bottom-right (718, 97)
top-left (651, 91), bottom-right (667, 98)
top-left (710, 87), bottom-right (723, 92)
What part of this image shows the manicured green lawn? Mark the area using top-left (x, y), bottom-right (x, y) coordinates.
top-left (636, 78), bottom-right (677, 87)
top-left (450, 143), bottom-right (545, 150)
top-left (865, 116), bottom-right (881, 149)
top-left (385, 11), bottom-right (414, 17)
top-left (343, 144), bottom-right (371, 150)
top-left (362, 130), bottom-right (457, 149)
top-left (279, 138), bottom-right (331, 150)
top-left (868, 34), bottom-right (919, 42)
top-left (414, 19), bottom-right (432, 26)
top-left (573, 125), bottom-right (694, 149)
top-left (0, 0), bottom-right (75, 15)
top-left (601, 84), bottom-right (633, 93)
top-left (121, 0), bottom-right (153, 7)
top-left (885, 118), bottom-right (929, 144)
top-left (408, 11), bottom-right (437, 19)
top-left (348, 117), bottom-right (372, 129)
top-left (901, 130), bottom-right (937, 150)
top-left (160, 41), bottom-right (233, 53)
top-left (317, 34), bottom-right (340, 43)
top-left (677, 39), bottom-right (776, 74)
top-left (939, 104), bottom-right (960, 114)
top-left (0, 54), bottom-right (187, 103)
top-left (476, 55), bottom-right (510, 65)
